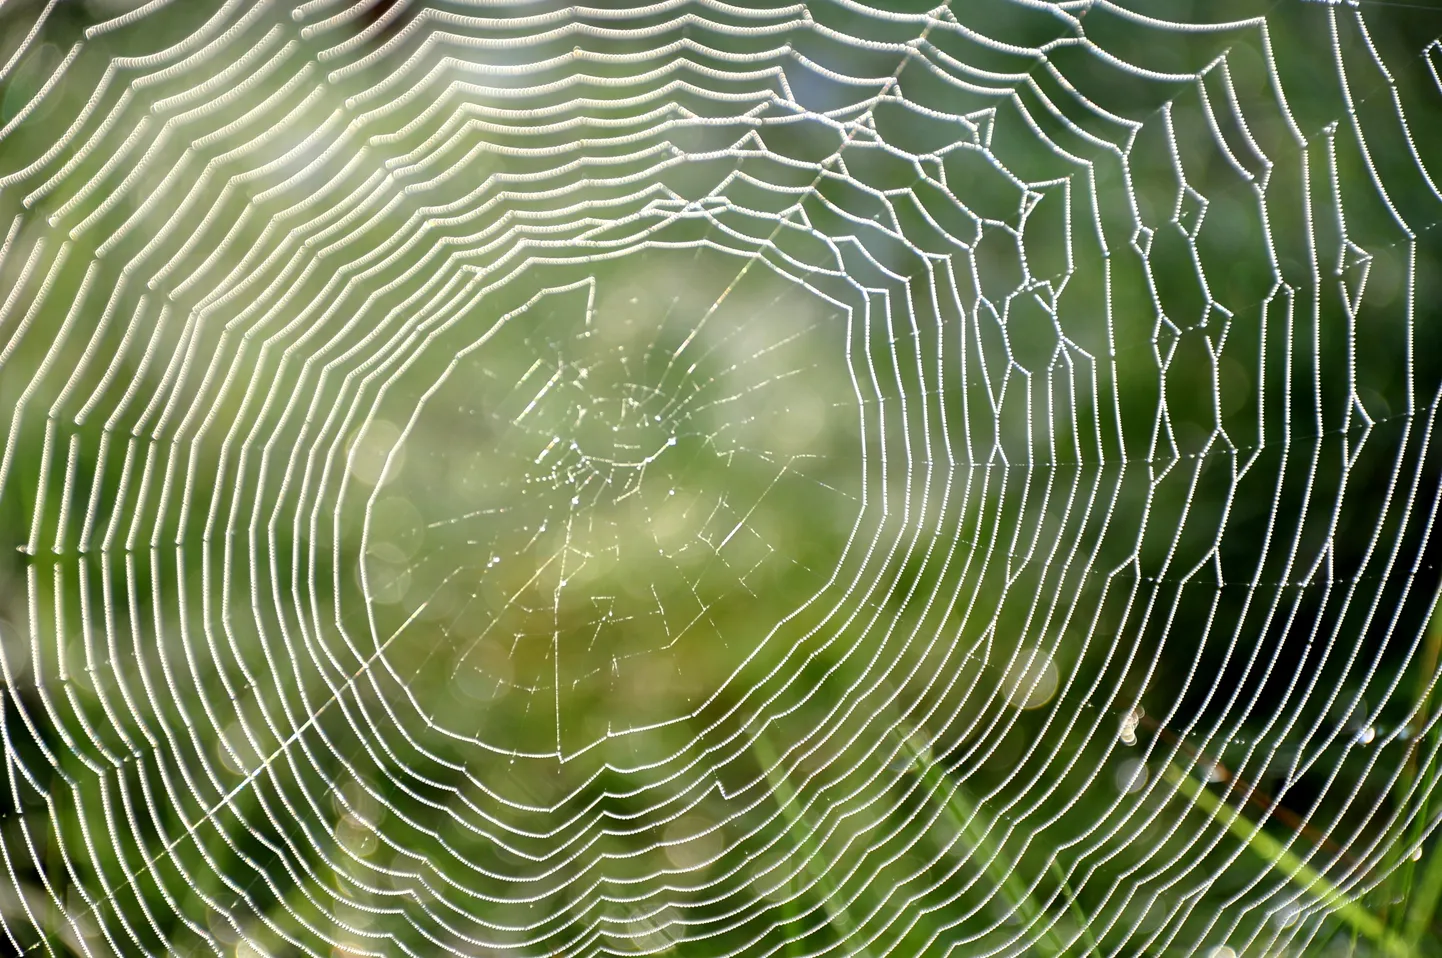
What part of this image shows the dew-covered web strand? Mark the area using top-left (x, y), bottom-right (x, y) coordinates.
top-left (0, 1), bottom-right (1438, 957)
top-left (395, 15), bottom-right (953, 761)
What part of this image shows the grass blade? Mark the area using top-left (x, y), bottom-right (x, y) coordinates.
top-left (1397, 607), bottom-right (1442, 948)
top-left (751, 731), bottom-right (871, 956)
top-left (897, 734), bottom-right (1081, 956)
top-left (1404, 843), bottom-right (1442, 950)
top-left (1166, 763), bottom-right (1413, 958)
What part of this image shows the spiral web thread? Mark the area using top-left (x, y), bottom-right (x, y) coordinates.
top-left (0, 0), bottom-right (1440, 956)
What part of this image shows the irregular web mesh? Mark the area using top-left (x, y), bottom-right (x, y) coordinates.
top-left (0, 0), bottom-right (1440, 956)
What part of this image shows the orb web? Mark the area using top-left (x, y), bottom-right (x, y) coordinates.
top-left (0, 1), bottom-right (1439, 957)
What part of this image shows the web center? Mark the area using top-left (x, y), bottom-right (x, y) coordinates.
top-left (356, 257), bottom-right (861, 756)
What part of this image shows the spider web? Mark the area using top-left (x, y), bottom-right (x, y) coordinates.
top-left (0, 0), bottom-right (1440, 956)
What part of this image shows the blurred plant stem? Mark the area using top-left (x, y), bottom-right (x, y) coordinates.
top-left (1397, 605), bottom-right (1442, 951)
top-left (751, 731), bottom-right (872, 958)
top-left (1165, 763), bottom-right (1414, 958)
top-left (1406, 846), bottom-right (1442, 953)
top-left (897, 732), bottom-right (1088, 957)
